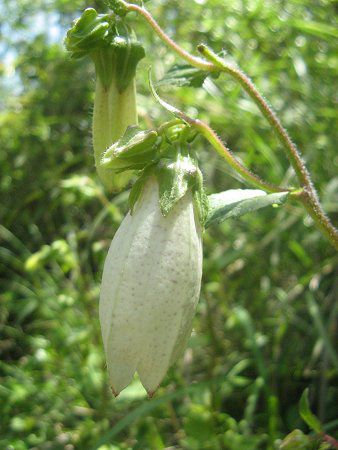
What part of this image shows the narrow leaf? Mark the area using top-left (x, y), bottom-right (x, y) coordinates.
top-left (157, 64), bottom-right (209, 88)
top-left (206, 189), bottom-right (289, 227)
top-left (290, 20), bottom-right (338, 39)
top-left (299, 388), bottom-right (322, 433)
top-left (149, 69), bottom-right (192, 124)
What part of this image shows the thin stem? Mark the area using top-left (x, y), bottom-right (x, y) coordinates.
top-left (149, 74), bottom-right (287, 194)
top-left (120, 1), bottom-right (215, 71)
top-left (157, 118), bottom-right (183, 134)
top-left (298, 191), bottom-right (338, 250)
top-left (198, 45), bottom-right (338, 249)
top-left (197, 45), bottom-right (311, 187)
top-left (189, 118), bottom-right (286, 194)
top-left (322, 434), bottom-right (338, 449)
top-left (122, 1), bottom-right (338, 249)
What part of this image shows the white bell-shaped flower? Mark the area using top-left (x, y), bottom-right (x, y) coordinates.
top-left (99, 177), bottom-right (203, 396)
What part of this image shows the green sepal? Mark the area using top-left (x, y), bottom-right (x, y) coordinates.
top-left (100, 126), bottom-right (158, 171)
top-left (105, 0), bottom-right (129, 17)
top-left (128, 145), bottom-right (208, 225)
top-left (155, 146), bottom-right (208, 223)
top-left (65, 8), bottom-right (145, 91)
top-left (192, 169), bottom-right (209, 226)
top-left (156, 155), bottom-right (191, 216)
top-left (129, 164), bottom-right (155, 213)
top-left (279, 429), bottom-right (312, 449)
top-left (91, 48), bottom-right (115, 89)
top-left (112, 26), bottom-right (145, 92)
top-left (64, 8), bottom-right (112, 59)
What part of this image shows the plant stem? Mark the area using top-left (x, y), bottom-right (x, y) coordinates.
top-left (157, 118), bottom-right (183, 134)
top-left (120, 1), bottom-right (215, 71)
top-left (197, 45), bottom-right (311, 186)
top-left (149, 74), bottom-right (286, 194)
top-left (298, 190), bottom-right (338, 250)
top-left (198, 45), bottom-right (338, 249)
top-left (188, 118), bottom-right (286, 194)
top-left (122, 1), bottom-right (338, 249)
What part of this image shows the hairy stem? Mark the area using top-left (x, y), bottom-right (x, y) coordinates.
top-left (148, 74), bottom-right (286, 194)
top-left (189, 119), bottom-right (286, 194)
top-left (197, 45), bottom-right (338, 248)
top-left (120, 1), bottom-right (214, 71)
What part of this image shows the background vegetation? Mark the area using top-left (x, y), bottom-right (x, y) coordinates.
top-left (1, 0), bottom-right (337, 448)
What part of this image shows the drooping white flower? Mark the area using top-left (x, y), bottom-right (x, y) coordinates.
top-left (99, 177), bottom-right (203, 396)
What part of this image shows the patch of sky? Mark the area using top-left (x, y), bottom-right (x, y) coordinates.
top-left (1, 8), bottom-right (65, 103)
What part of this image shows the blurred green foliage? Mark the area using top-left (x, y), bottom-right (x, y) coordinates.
top-left (0, 0), bottom-right (337, 449)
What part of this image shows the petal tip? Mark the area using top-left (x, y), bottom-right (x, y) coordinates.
top-left (146, 386), bottom-right (159, 398)
top-left (111, 386), bottom-right (120, 398)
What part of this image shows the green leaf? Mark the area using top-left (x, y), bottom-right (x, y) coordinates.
top-left (279, 429), bottom-right (312, 449)
top-left (90, 372), bottom-right (242, 449)
top-left (205, 189), bottom-right (289, 227)
top-left (101, 126), bottom-right (158, 171)
top-left (306, 294), bottom-right (338, 370)
top-left (299, 389), bottom-right (322, 433)
top-left (149, 69), bottom-right (192, 123)
top-left (157, 64), bottom-right (209, 87)
top-left (290, 20), bottom-right (338, 39)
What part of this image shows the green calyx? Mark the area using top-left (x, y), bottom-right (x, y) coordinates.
top-left (65, 8), bottom-right (145, 91)
top-left (64, 8), bottom-right (111, 59)
top-left (111, 27), bottom-right (145, 92)
top-left (105, 0), bottom-right (129, 17)
top-left (129, 145), bottom-right (209, 226)
top-left (100, 126), bottom-right (159, 171)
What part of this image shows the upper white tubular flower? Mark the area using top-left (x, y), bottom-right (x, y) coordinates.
top-left (99, 177), bottom-right (203, 396)
top-left (64, 8), bottom-right (145, 193)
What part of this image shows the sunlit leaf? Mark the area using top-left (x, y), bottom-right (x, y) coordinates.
top-left (299, 389), bottom-right (322, 433)
top-left (205, 189), bottom-right (289, 227)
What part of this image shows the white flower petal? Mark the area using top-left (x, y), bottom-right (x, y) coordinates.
top-left (99, 177), bottom-right (202, 395)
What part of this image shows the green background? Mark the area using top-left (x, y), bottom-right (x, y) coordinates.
top-left (1, 0), bottom-right (337, 448)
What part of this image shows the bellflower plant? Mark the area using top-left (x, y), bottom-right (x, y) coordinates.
top-left (64, 0), bottom-right (338, 400)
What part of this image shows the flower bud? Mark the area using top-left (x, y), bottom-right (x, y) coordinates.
top-left (99, 177), bottom-right (203, 395)
top-left (65, 8), bottom-right (145, 192)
